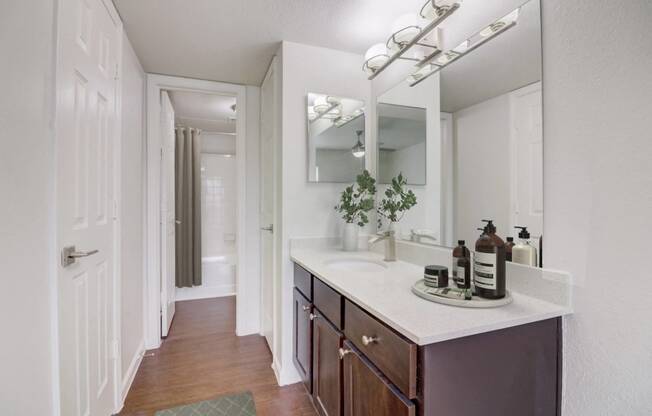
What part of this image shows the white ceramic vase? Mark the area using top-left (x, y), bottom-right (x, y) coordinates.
top-left (343, 223), bottom-right (359, 251)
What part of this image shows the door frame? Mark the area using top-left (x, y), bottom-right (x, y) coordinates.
top-left (144, 74), bottom-right (248, 348)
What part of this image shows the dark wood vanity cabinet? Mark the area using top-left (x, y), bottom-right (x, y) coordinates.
top-left (292, 264), bottom-right (562, 416)
top-left (342, 340), bottom-right (415, 416)
top-left (312, 311), bottom-right (344, 416)
top-left (293, 288), bottom-right (312, 393)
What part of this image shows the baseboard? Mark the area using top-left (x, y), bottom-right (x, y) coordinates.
top-left (272, 359), bottom-right (302, 387)
top-left (121, 339), bottom-right (145, 404)
top-left (175, 284), bottom-right (235, 301)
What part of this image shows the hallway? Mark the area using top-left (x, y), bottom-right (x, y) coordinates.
top-left (120, 297), bottom-right (316, 415)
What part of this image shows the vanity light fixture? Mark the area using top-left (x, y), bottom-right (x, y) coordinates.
top-left (333, 107), bottom-right (365, 128)
top-left (308, 106), bottom-right (317, 121)
top-left (420, 0), bottom-right (459, 21)
top-left (363, 43), bottom-right (391, 76)
top-left (351, 130), bottom-right (365, 158)
top-left (311, 95), bottom-right (342, 122)
top-left (387, 14), bottom-right (428, 55)
top-left (363, 1), bottom-right (460, 80)
top-left (408, 6), bottom-right (520, 87)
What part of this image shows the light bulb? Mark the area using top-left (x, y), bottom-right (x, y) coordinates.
top-left (420, 0), bottom-right (457, 21)
top-left (313, 95), bottom-right (330, 113)
top-left (387, 14), bottom-right (426, 54)
top-left (363, 43), bottom-right (389, 74)
top-left (307, 106), bottom-right (317, 121)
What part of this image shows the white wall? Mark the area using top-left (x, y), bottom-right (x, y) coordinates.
top-left (453, 93), bottom-right (511, 246)
top-left (119, 35), bottom-right (147, 400)
top-left (542, 1), bottom-right (652, 414)
top-left (315, 149), bottom-right (364, 183)
top-left (278, 41), bottom-right (372, 384)
top-left (201, 133), bottom-right (236, 154)
top-left (0, 1), bottom-right (56, 414)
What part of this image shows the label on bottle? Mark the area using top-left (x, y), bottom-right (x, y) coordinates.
top-left (474, 251), bottom-right (497, 290)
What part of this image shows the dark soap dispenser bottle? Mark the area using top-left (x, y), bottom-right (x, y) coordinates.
top-left (505, 237), bottom-right (515, 262)
top-left (474, 220), bottom-right (506, 299)
top-left (452, 240), bottom-right (471, 289)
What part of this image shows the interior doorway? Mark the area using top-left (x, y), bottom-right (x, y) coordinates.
top-left (145, 75), bottom-right (249, 349)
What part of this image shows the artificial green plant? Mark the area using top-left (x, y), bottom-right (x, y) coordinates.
top-left (377, 172), bottom-right (417, 224)
top-left (334, 170), bottom-right (377, 227)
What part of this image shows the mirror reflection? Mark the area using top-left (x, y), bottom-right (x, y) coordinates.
top-left (307, 93), bottom-right (366, 183)
top-left (377, 103), bottom-right (426, 185)
top-left (376, 0), bottom-right (543, 249)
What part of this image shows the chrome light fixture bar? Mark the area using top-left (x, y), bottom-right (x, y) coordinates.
top-left (408, 7), bottom-right (520, 87)
top-left (333, 107), bottom-right (365, 128)
top-left (365, 2), bottom-right (460, 80)
top-left (310, 95), bottom-right (342, 123)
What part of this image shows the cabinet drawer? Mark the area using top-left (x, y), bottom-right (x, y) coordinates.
top-left (294, 263), bottom-right (312, 300)
top-left (313, 277), bottom-right (343, 329)
top-left (344, 299), bottom-right (417, 399)
top-left (342, 341), bottom-right (415, 416)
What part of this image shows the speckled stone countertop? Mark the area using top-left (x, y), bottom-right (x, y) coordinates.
top-left (291, 241), bottom-right (572, 346)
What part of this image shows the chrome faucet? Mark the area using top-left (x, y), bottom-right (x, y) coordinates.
top-left (410, 229), bottom-right (438, 245)
top-left (368, 230), bottom-right (397, 262)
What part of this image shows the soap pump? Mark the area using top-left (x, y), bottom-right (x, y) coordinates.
top-left (473, 220), bottom-right (506, 299)
top-left (512, 226), bottom-right (537, 267)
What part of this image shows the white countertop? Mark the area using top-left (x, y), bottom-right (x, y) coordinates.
top-left (291, 246), bottom-right (572, 346)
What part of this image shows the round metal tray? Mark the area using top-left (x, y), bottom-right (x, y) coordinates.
top-left (412, 279), bottom-right (513, 308)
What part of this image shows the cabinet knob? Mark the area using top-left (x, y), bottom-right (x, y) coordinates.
top-left (361, 335), bottom-right (379, 346)
top-left (302, 305), bottom-right (311, 312)
top-left (338, 348), bottom-right (352, 360)
top-left (309, 313), bottom-right (319, 321)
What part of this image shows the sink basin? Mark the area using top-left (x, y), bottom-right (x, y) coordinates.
top-left (325, 258), bottom-right (388, 273)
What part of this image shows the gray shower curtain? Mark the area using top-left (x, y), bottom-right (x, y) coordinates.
top-left (175, 127), bottom-right (202, 287)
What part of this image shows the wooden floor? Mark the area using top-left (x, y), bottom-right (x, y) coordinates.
top-left (120, 296), bottom-right (316, 415)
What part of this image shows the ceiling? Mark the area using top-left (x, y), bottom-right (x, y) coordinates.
top-left (113, 0), bottom-right (427, 86)
top-left (168, 90), bottom-right (236, 133)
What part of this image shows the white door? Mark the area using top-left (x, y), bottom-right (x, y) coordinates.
top-left (510, 82), bottom-right (543, 238)
top-left (160, 92), bottom-right (176, 337)
top-left (260, 59), bottom-right (277, 351)
top-left (56, 0), bottom-right (120, 414)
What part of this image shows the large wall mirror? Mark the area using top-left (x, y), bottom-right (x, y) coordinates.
top-left (375, 0), bottom-right (543, 249)
top-left (307, 93), bottom-right (366, 183)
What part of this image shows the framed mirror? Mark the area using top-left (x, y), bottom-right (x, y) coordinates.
top-left (306, 93), bottom-right (366, 183)
top-left (375, 0), bottom-right (543, 250)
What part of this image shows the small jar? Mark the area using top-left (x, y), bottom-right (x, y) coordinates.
top-left (424, 265), bottom-right (448, 288)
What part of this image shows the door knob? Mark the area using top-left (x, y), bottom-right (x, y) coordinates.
top-left (309, 312), bottom-right (319, 321)
top-left (302, 305), bottom-right (311, 312)
top-left (61, 245), bottom-right (99, 267)
top-left (338, 348), bottom-right (352, 360)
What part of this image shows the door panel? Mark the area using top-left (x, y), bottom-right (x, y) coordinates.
top-left (510, 82), bottom-right (543, 239)
top-left (260, 59), bottom-right (277, 351)
top-left (342, 341), bottom-right (415, 416)
top-left (313, 311), bottom-right (343, 416)
top-left (56, 0), bottom-right (120, 414)
top-left (293, 288), bottom-right (312, 393)
top-left (160, 91), bottom-right (176, 337)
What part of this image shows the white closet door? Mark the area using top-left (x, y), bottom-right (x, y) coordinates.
top-left (260, 59), bottom-right (277, 352)
top-left (160, 91), bottom-right (176, 337)
top-left (510, 82), bottom-right (543, 238)
top-left (56, 0), bottom-right (120, 414)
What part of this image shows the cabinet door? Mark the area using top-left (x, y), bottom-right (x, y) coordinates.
top-left (313, 310), bottom-right (343, 416)
top-left (342, 341), bottom-right (415, 416)
top-left (293, 288), bottom-right (312, 393)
